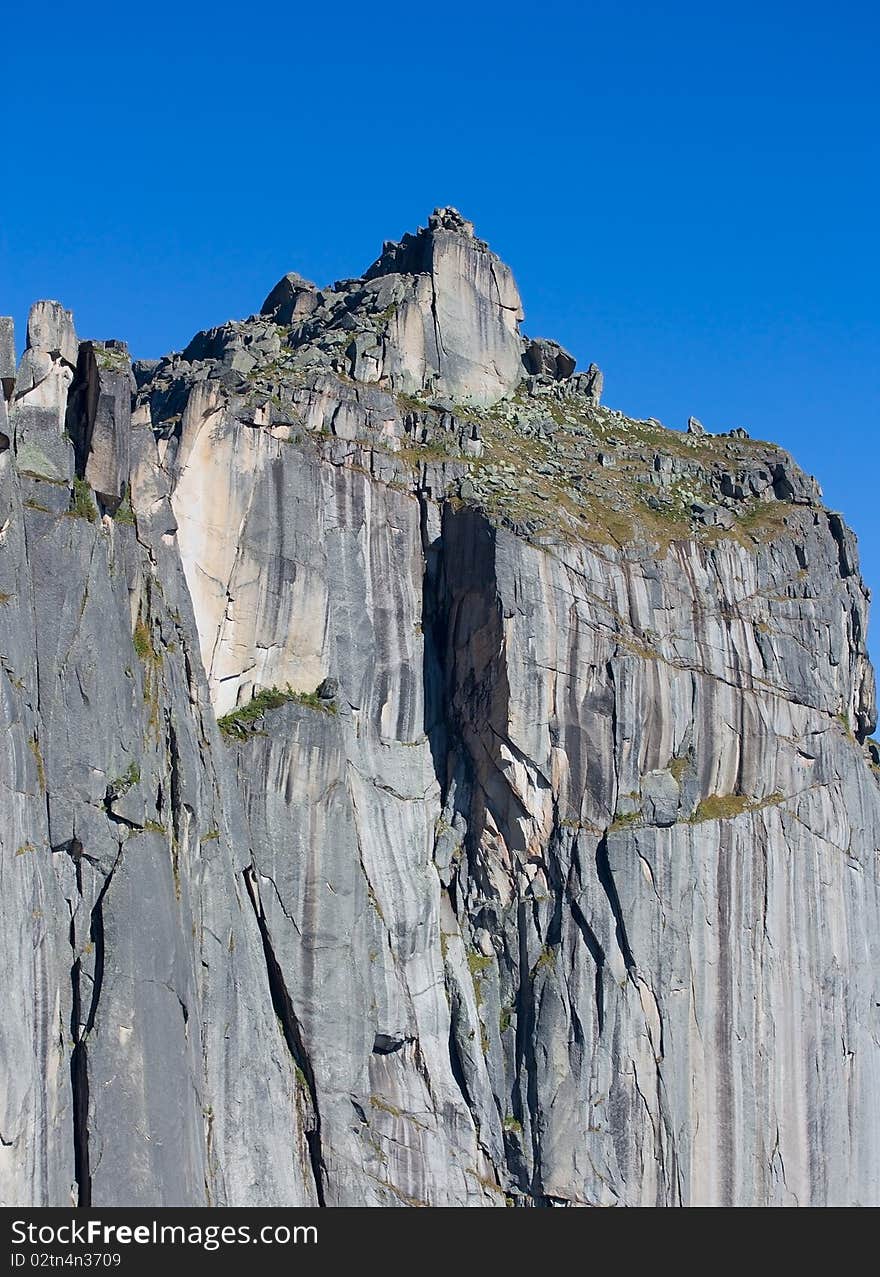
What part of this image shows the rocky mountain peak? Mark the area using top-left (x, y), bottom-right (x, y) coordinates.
top-left (364, 205), bottom-right (487, 279)
top-left (427, 205), bottom-right (476, 236)
top-left (183, 210), bottom-right (598, 412)
top-left (251, 209), bottom-right (526, 406)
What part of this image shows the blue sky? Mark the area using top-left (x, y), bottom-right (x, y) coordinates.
top-left (2, 1), bottom-right (878, 660)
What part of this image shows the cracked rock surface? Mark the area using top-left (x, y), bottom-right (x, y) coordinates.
top-left (1, 209), bottom-right (878, 1206)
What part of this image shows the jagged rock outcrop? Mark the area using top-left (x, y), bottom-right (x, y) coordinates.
top-left (523, 337), bottom-right (577, 381)
top-left (260, 271), bottom-right (320, 327)
top-left (1, 209), bottom-right (879, 1207)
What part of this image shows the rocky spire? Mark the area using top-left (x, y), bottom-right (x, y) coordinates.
top-left (10, 300), bottom-right (78, 484)
top-left (261, 208), bottom-right (528, 407)
top-left (66, 340), bottom-right (135, 513)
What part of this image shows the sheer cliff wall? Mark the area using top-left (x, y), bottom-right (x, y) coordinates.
top-left (1, 210), bottom-right (877, 1206)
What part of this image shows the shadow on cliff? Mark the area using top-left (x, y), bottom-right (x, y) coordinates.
top-left (419, 500), bottom-right (528, 884)
top-left (418, 498), bottom-right (550, 1195)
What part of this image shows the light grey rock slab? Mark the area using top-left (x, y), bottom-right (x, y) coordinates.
top-left (26, 300), bottom-right (78, 366)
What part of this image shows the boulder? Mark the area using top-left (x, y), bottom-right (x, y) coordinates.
top-left (260, 271), bottom-right (319, 326)
top-left (316, 675), bottom-right (338, 703)
top-left (641, 769), bottom-right (681, 827)
top-left (691, 501), bottom-right (735, 529)
top-left (523, 337), bottom-right (577, 380)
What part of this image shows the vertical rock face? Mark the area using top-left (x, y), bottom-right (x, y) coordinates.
top-left (1, 211), bottom-right (879, 1207)
top-left (67, 342), bottom-right (134, 511)
top-left (0, 307), bottom-right (317, 1209)
top-left (363, 206), bottom-right (525, 405)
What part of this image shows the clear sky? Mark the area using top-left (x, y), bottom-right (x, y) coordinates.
top-left (2, 1), bottom-right (878, 660)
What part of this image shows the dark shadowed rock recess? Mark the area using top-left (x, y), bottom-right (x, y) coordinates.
top-left (1, 209), bottom-right (878, 1207)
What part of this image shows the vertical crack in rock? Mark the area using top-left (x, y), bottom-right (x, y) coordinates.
top-left (606, 659), bottom-right (620, 797)
top-left (557, 826), bottom-right (606, 1035)
top-left (65, 349), bottom-right (94, 483)
top-left (514, 898), bottom-right (541, 1190)
top-left (417, 488), bottom-right (448, 776)
top-left (419, 489), bottom-right (500, 1139)
top-left (569, 893), bottom-right (606, 1036)
top-left (715, 820), bottom-right (735, 1203)
top-left (68, 875), bottom-right (88, 1206)
top-left (421, 493), bottom-right (542, 1190)
top-left (68, 842), bottom-right (120, 1207)
top-left (827, 512), bottom-right (854, 579)
top-left (427, 261), bottom-right (447, 370)
top-left (595, 833), bottom-right (636, 973)
top-left (445, 1012), bottom-right (474, 1110)
top-left (242, 868), bottom-right (325, 1207)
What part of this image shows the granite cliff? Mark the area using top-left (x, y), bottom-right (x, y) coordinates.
top-left (1, 209), bottom-right (878, 1207)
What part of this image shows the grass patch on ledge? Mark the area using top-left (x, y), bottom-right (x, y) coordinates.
top-left (218, 684), bottom-right (336, 739)
top-left (837, 711), bottom-right (855, 742)
top-left (132, 617), bottom-right (156, 663)
top-left (369, 1094), bottom-right (402, 1118)
top-left (68, 477), bottom-right (98, 523)
top-left (466, 950), bottom-right (493, 977)
top-left (668, 755), bottom-right (689, 782)
top-left (113, 487), bottom-right (136, 525)
top-left (217, 686), bottom-right (295, 738)
top-left (609, 808), bottom-right (642, 831)
top-left (28, 736), bottom-right (46, 794)
top-left (445, 393), bottom-right (808, 555)
top-left (689, 791), bottom-right (784, 824)
top-left (107, 761), bottom-right (141, 798)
